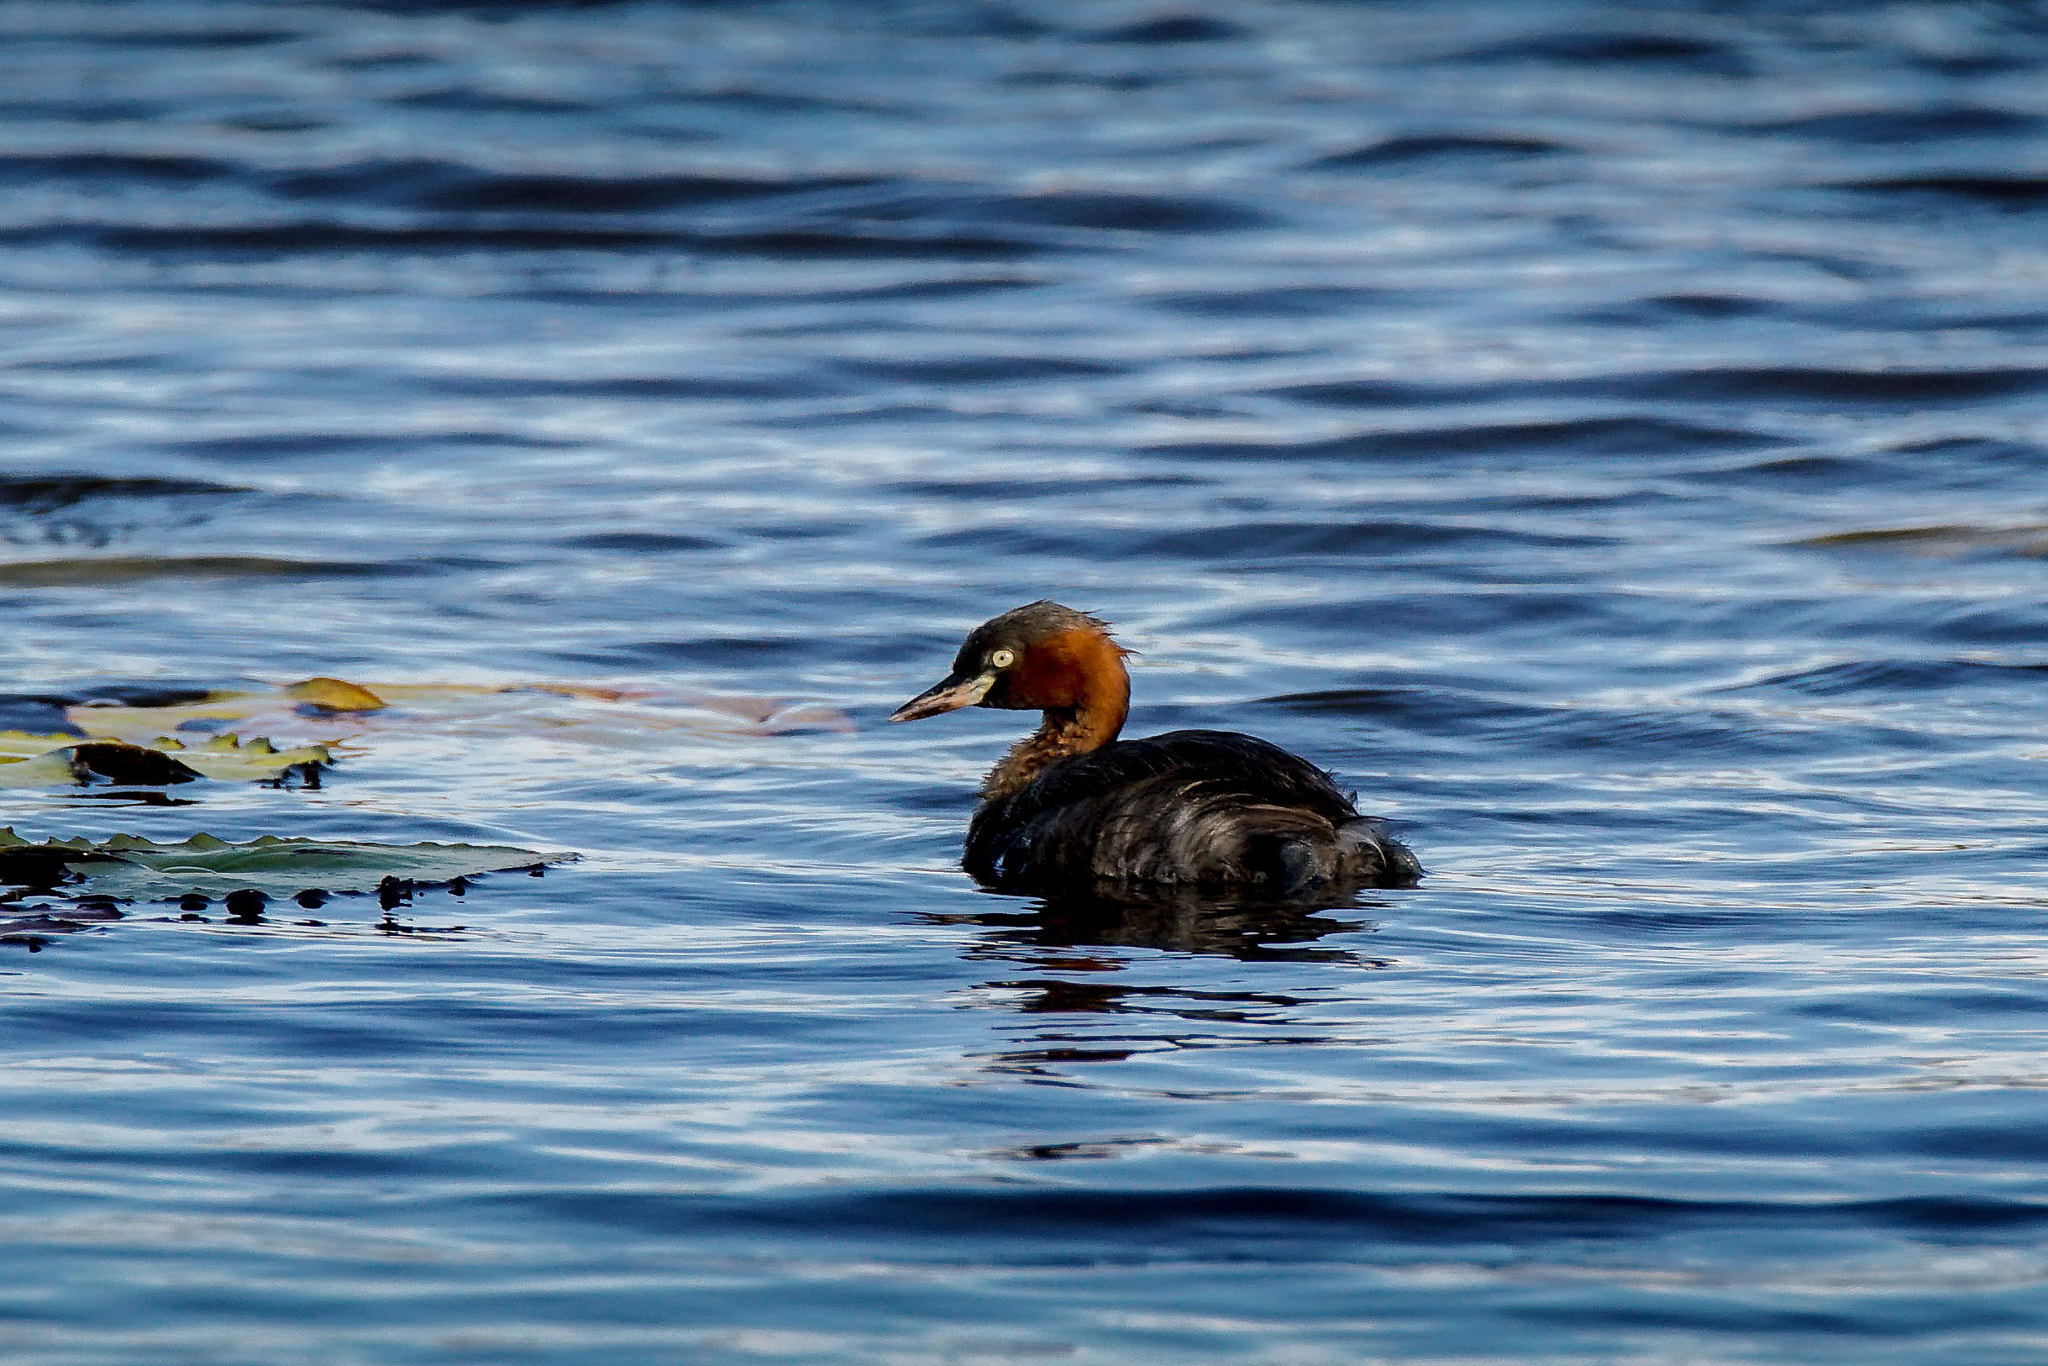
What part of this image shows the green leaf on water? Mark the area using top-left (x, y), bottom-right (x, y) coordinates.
top-left (170, 734), bottom-right (332, 782)
top-left (0, 828), bottom-right (567, 900)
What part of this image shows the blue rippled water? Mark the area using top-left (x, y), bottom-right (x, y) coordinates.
top-left (4, 2), bottom-right (2048, 1361)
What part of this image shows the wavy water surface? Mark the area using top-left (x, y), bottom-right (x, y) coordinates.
top-left (3, 2), bottom-right (2048, 1363)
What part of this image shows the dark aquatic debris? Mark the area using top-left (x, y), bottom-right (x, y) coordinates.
top-left (0, 898), bottom-right (123, 951)
top-left (1083, 14), bottom-right (1246, 44)
top-left (0, 841), bottom-right (122, 890)
top-left (1789, 522), bottom-right (2048, 559)
top-left (0, 556), bottom-right (420, 586)
top-left (0, 830), bottom-right (573, 903)
top-left (0, 731), bottom-right (329, 788)
top-left (0, 830), bottom-right (572, 946)
top-left (1307, 133), bottom-right (1566, 170)
top-left (0, 473), bottom-right (245, 513)
top-left (26, 741), bottom-right (202, 786)
top-left (1839, 174), bottom-right (2048, 205)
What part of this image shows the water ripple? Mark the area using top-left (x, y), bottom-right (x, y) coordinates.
top-left (6, 1), bottom-right (2048, 1361)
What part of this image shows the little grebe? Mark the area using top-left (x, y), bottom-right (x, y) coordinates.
top-left (889, 601), bottom-right (1420, 894)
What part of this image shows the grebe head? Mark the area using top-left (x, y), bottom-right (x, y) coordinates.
top-left (889, 600), bottom-right (1130, 727)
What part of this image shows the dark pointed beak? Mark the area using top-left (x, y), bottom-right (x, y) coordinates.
top-left (888, 670), bottom-right (996, 723)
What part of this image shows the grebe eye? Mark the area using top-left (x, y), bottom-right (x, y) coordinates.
top-left (988, 648), bottom-right (1015, 669)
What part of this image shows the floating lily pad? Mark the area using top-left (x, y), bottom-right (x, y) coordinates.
top-left (0, 731), bottom-right (326, 787)
top-left (0, 828), bottom-right (567, 900)
top-left (70, 677), bottom-right (851, 747)
top-left (167, 734), bottom-right (331, 782)
top-left (6, 671), bottom-right (849, 793)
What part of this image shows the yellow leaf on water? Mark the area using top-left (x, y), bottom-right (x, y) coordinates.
top-left (283, 677), bottom-right (386, 711)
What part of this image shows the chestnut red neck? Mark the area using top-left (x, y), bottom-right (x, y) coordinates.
top-left (979, 625), bottom-right (1128, 800)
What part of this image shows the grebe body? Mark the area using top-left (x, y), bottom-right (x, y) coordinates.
top-left (890, 602), bottom-right (1419, 895)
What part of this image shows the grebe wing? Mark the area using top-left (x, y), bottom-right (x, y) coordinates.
top-left (999, 729), bottom-right (1359, 823)
top-left (965, 729), bottom-right (1414, 890)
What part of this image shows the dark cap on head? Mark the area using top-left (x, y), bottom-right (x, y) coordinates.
top-left (949, 600), bottom-right (1107, 676)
